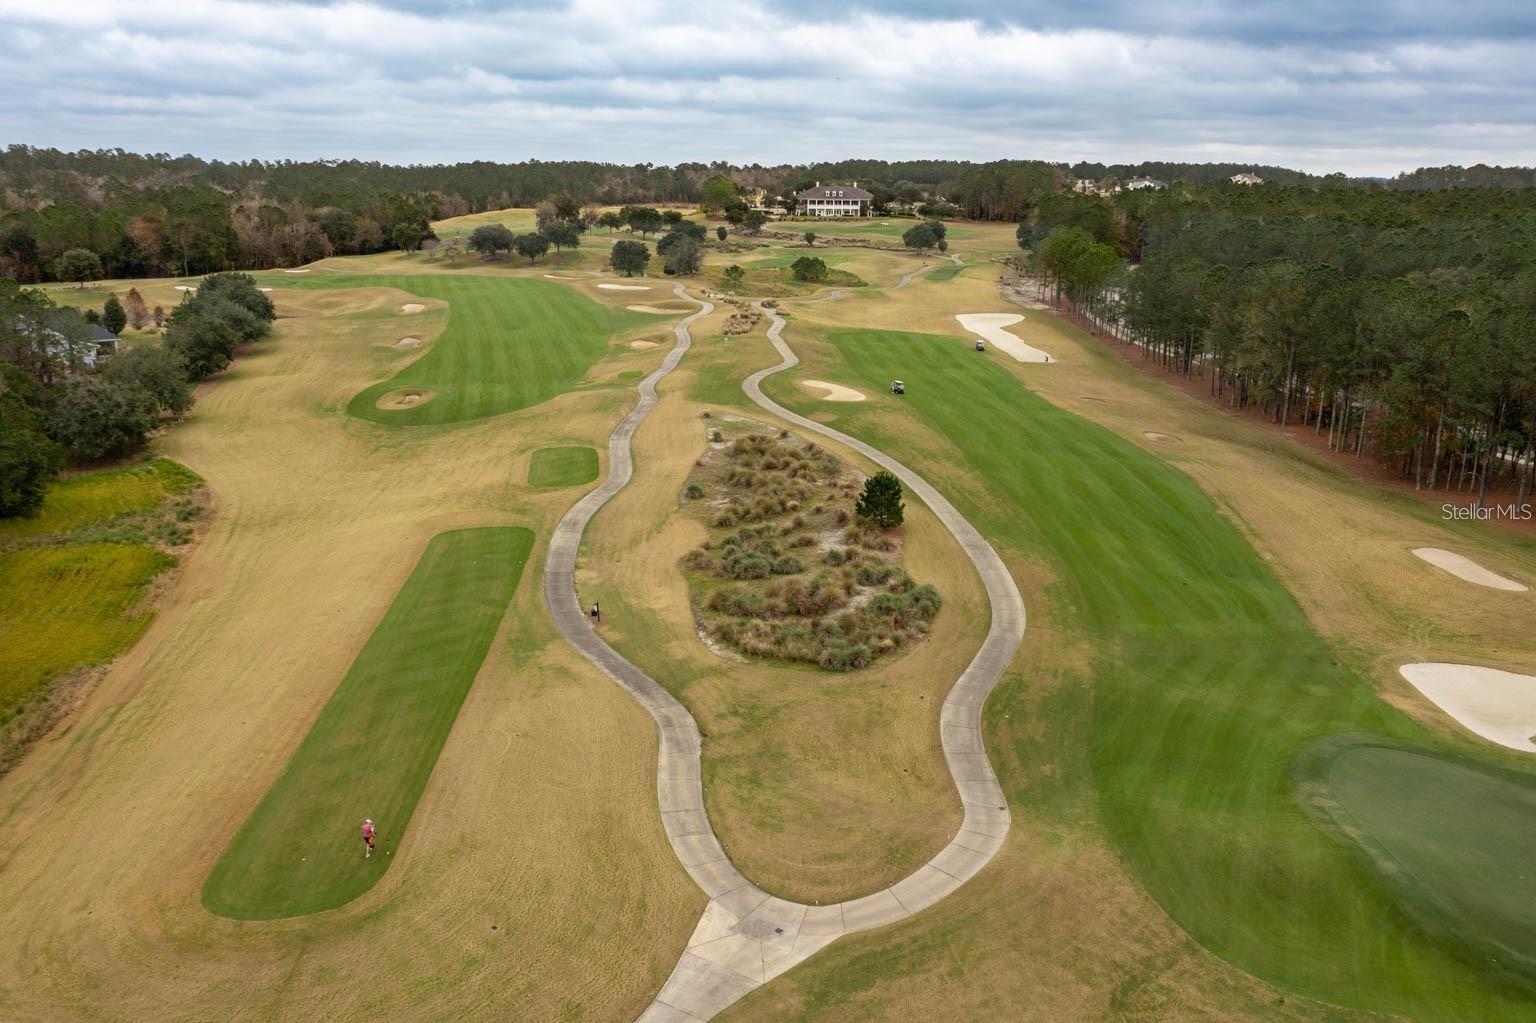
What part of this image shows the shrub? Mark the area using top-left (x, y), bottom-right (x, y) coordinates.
top-left (770, 556), bottom-right (803, 575)
top-left (855, 562), bottom-right (896, 586)
top-left (819, 641), bottom-right (871, 672)
top-left (684, 481), bottom-right (705, 499)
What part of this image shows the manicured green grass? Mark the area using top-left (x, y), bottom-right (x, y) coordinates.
top-left (527, 446), bottom-right (599, 487)
top-left (761, 328), bottom-right (1536, 1018)
top-left (202, 526), bottom-right (533, 920)
top-left (0, 543), bottom-right (176, 709)
top-left (286, 275), bottom-right (632, 426)
top-left (0, 459), bottom-right (200, 540)
top-left (1299, 739), bottom-right (1536, 983)
top-left (924, 264), bottom-right (966, 282)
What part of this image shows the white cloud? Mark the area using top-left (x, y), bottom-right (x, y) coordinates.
top-left (0, 0), bottom-right (1532, 174)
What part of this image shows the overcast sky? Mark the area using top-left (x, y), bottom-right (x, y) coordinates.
top-left (2, 0), bottom-right (1533, 175)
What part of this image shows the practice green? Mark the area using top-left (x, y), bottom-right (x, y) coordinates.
top-left (203, 526), bottom-right (533, 920)
top-left (527, 446), bottom-right (599, 487)
top-left (758, 328), bottom-right (1536, 1018)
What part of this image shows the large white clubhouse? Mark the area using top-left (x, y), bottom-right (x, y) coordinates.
top-left (794, 181), bottom-right (873, 216)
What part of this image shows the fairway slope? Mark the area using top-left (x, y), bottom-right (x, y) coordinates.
top-left (203, 526), bottom-right (532, 920)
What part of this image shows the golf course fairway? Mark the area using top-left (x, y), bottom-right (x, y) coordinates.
top-left (760, 328), bottom-right (1536, 1018)
top-left (203, 526), bottom-right (533, 920)
top-left (285, 275), bottom-right (630, 426)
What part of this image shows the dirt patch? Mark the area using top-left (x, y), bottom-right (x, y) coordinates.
top-left (392, 337), bottom-right (423, 349)
top-left (375, 388), bottom-right (435, 410)
top-left (629, 339), bottom-right (660, 350)
top-left (1144, 431), bottom-right (1182, 443)
top-left (399, 303), bottom-right (426, 314)
top-left (800, 379), bottom-right (866, 402)
top-left (1412, 548), bottom-right (1528, 591)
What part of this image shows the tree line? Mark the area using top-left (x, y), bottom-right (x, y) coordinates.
top-left (1019, 185), bottom-right (1536, 506)
top-left (1, 274), bottom-right (274, 517)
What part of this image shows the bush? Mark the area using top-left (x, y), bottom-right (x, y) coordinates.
top-left (855, 470), bottom-right (904, 527)
top-left (0, 392), bottom-right (58, 518)
top-left (819, 641), bottom-right (871, 672)
top-left (683, 481), bottom-right (705, 499)
top-left (770, 556), bottom-right (803, 575)
top-left (44, 375), bottom-right (158, 461)
top-left (790, 256), bottom-right (829, 283)
top-left (104, 344), bottom-right (192, 416)
top-left (855, 562), bottom-right (896, 586)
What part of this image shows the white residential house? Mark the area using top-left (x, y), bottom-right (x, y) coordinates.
top-left (793, 182), bottom-right (873, 217)
top-left (1072, 178), bottom-right (1098, 194)
top-left (1230, 172), bottom-right (1264, 186)
top-left (1124, 177), bottom-right (1168, 190)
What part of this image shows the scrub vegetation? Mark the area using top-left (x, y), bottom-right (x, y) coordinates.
top-left (682, 422), bottom-right (939, 671)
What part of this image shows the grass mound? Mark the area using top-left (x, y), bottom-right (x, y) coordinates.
top-left (286, 275), bottom-right (631, 426)
top-left (1299, 739), bottom-right (1536, 983)
top-left (682, 424), bottom-right (939, 671)
top-left (203, 526), bottom-right (533, 920)
top-left (528, 446), bottom-right (599, 487)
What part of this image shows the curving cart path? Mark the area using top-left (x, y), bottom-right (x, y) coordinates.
top-left (544, 286), bottom-right (1025, 1021)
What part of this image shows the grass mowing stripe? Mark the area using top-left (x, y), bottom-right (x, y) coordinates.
top-left (203, 526), bottom-right (533, 920)
top-left (761, 327), bottom-right (1536, 1018)
top-left (280, 275), bottom-right (624, 426)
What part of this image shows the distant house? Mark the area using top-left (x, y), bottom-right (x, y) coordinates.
top-left (1230, 172), bottom-right (1264, 186)
top-left (14, 312), bottom-right (121, 370)
top-left (794, 182), bottom-right (873, 217)
top-left (1072, 179), bottom-right (1097, 194)
top-left (1124, 177), bottom-right (1168, 191)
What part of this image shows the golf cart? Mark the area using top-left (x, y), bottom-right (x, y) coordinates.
top-left (890, 379), bottom-right (905, 395)
top-left (975, 339), bottom-right (986, 351)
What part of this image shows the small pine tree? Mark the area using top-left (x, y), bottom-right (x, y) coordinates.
top-left (125, 287), bottom-right (150, 329)
top-left (854, 470), bottom-right (904, 527)
top-left (102, 295), bottom-right (127, 334)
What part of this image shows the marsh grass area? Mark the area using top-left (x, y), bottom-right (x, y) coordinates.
top-left (682, 418), bottom-right (939, 671)
top-left (0, 458), bottom-right (204, 771)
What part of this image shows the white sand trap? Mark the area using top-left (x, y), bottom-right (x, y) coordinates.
top-left (627, 304), bottom-right (682, 314)
top-left (629, 339), bottom-right (660, 349)
top-left (1400, 663), bottom-right (1536, 752)
top-left (393, 337), bottom-right (423, 349)
top-left (801, 379), bottom-right (866, 402)
top-left (956, 313), bottom-right (1055, 363)
top-left (598, 283), bottom-right (651, 291)
top-left (376, 388), bottom-right (435, 410)
top-left (174, 285), bottom-right (196, 292)
top-left (400, 303), bottom-right (426, 314)
top-left (543, 274), bottom-right (584, 280)
top-left (1144, 431), bottom-right (1182, 443)
top-left (259, 287), bottom-right (273, 292)
top-left (283, 268), bottom-right (310, 274)
top-left (1411, 548), bottom-right (1528, 592)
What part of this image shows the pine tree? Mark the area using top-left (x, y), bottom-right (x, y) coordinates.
top-left (854, 471), bottom-right (904, 527)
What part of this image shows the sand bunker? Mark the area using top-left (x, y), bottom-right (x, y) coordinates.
top-left (174, 285), bottom-right (196, 292)
top-left (956, 313), bottom-right (1055, 363)
top-left (1400, 663), bottom-right (1536, 752)
top-left (598, 283), bottom-right (651, 291)
top-left (801, 379), bottom-right (866, 402)
top-left (283, 268), bottom-right (310, 274)
top-left (400, 303), bottom-right (426, 314)
top-left (543, 274), bottom-right (584, 280)
top-left (1412, 548), bottom-right (1528, 592)
top-left (392, 337), bottom-right (423, 349)
top-left (627, 304), bottom-right (683, 314)
top-left (259, 287), bottom-right (273, 292)
top-left (375, 388), bottom-right (435, 410)
top-left (629, 339), bottom-right (660, 350)
top-left (1144, 431), bottom-right (1182, 443)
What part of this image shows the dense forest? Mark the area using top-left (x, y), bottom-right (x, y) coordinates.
top-left (7, 146), bottom-right (1536, 284)
top-left (1024, 183), bottom-right (1536, 506)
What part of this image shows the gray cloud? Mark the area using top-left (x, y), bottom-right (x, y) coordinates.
top-left (0, 0), bottom-right (1532, 175)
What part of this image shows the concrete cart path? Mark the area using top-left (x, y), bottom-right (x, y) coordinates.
top-left (543, 286), bottom-right (1025, 1021)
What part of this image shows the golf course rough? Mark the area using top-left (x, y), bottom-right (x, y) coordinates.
top-left (284, 275), bottom-right (634, 426)
top-left (203, 526), bottom-right (533, 920)
top-left (762, 327), bottom-right (1536, 1018)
